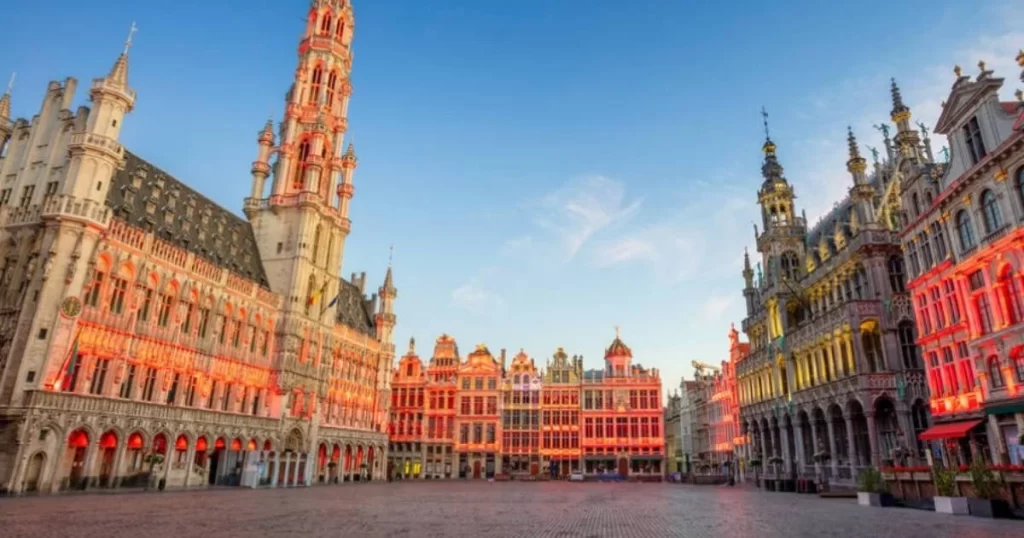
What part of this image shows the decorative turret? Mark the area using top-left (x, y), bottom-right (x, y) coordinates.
top-left (890, 78), bottom-right (922, 161)
top-left (846, 127), bottom-right (868, 184)
top-left (755, 108), bottom-right (804, 258)
top-left (742, 248), bottom-right (754, 288)
top-left (246, 118), bottom-right (277, 209)
top-left (604, 326), bottom-right (633, 378)
top-left (376, 251), bottom-right (397, 346)
top-left (0, 73), bottom-right (13, 156)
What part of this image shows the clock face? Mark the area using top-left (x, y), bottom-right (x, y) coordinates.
top-left (61, 296), bottom-right (83, 318)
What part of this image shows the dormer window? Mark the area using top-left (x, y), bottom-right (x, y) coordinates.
top-left (964, 116), bottom-right (987, 165)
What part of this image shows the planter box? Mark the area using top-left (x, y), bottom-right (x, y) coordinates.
top-left (858, 492), bottom-right (896, 507)
top-left (967, 498), bottom-right (1013, 518)
top-left (934, 496), bottom-right (969, 515)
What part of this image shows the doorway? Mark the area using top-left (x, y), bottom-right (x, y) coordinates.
top-left (24, 452), bottom-right (46, 492)
top-left (617, 457), bottom-right (628, 477)
top-left (472, 460), bottom-right (482, 479)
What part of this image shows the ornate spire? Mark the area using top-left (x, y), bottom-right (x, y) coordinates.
top-left (382, 245), bottom-right (395, 293)
top-left (742, 247), bottom-right (754, 288)
top-left (407, 336), bottom-right (416, 355)
top-left (758, 107), bottom-right (787, 189)
top-left (846, 126), bottom-right (868, 184)
top-left (0, 73), bottom-right (13, 120)
top-left (890, 78), bottom-right (910, 122)
top-left (107, 22), bottom-right (137, 87)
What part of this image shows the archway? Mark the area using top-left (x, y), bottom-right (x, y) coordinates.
top-left (209, 437), bottom-right (226, 485)
top-left (368, 446), bottom-right (376, 481)
top-left (344, 445), bottom-right (353, 481)
top-left (874, 397), bottom-right (900, 464)
top-left (356, 446), bottom-right (364, 481)
top-left (98, 431), bottom-right (118, 487)
top-left (797, 411), bottom-right (812, 472)
top-left (195, 436), bottom-right (209, 468)
top-left (174, 434), bottom-right (189, 469)
top-left (24, 452), bottom-right (46, 492)
top-left (318, 443), bottom-right (328, 483)
top-left (331, 444), bottom-right (341, 484)
top-left (847, 400), bottom-right (869, 466)
top-left (65, 429), bottom-right (90, 490)
top-left (827, 404), bottom-right (847, 465)
top-left (123, 432), bottom-right (145, 486)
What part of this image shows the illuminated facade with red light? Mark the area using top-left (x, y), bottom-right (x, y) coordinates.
top-left (900, 55), bottom-right (1024, 465)
top-left (500, 350), bottom-right (541, 475)
top-left (0, 1), bottom-right (397, 495)
top-left (455, 344), bottom-right (503, 478)
top-left (388, 339), bottom-right (424, 478)
top-left (701, 327), bottom-right (745, 467)
top-left (541, 348), bottom-right (582, 476)
top-left (581, 332), bottom-right (664, 477)
top-left (422, 334), bottom-right (459, 478)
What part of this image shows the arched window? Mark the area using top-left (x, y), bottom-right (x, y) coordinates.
top-left (293, 140), bottom-right (311, 190)
top-left (907, 240), bottom-right (920, 275)
top-left (956, 210), bottom-right (975, 251)
top-left (312, 224), bottom-right (322, 265)
top-left (912, 192), bottom-right (921, 217)
top-left (910, 400), bottom-right (929, 457)
top-left (888, 255), bottom-right (906, 293)
top-left (780, 251), bottom-right (800, 281)
top-left (319, 12), bottom-right (333, 36)
top-left (998, 266), bottom-right (1023, 325)
top-left (930, 222), bottom-right (948, 260)
top-left (1016, 168), bottom-right (1024, 212)
top-left (918, 230), bottom-right (933, 268)
top-left (897, 321), bottom-right (919, 369)
top-left (1015, 352), bottom-right (1024, 383)
top-left (336, 20), bottom-right (345, 40)
top-left (309, 66), bottom-right (324, 105)
top-left (988, 356), bottom-right (1004, 389)
top-left (980, 189), bottom-right (1002, 234)
top-left (852, 268), bottom-right (863, 299)
top-left (861, 328), bottom-right (884, 373)
top-left (326, 71), bottom-right (338, 108)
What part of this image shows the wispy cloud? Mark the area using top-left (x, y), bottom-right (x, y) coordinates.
top-left (592, 224), bottom-right (708, 282)
top-left (451, 279), bottom-right (503, 312)
top-left (499, 235), bottom-right (534, 257)
top-left (533, 175), bottom-right (643, 259)
top-left (702, 293), bottom-right (737, 320)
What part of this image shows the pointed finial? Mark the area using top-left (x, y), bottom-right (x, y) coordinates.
top-left (954, 64), bottom-right (962, 77)
top-left (408, 336), bottom-right (415, 353)
top-left (388, 244), bottom-right (394, 267)
top-left (846, 126), bottom-right (861, 159)
top-left (124, 22), bottom-right (138, 55)
top-left (615, 325), bottom-right (621, 339)
top-left (890, 78), bottom-right (908, 117)
top-left (761, 106), bottom-right (771, 140)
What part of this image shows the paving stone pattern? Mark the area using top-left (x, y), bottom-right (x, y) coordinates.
top-left (0, 482), bottom-right (1019, 537)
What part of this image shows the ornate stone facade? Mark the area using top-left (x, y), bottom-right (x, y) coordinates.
top-left (737, 94), bottom-right (930, 486)
top-left (901, 55), bottom-right (1024, 466)
top-left (0, 0), bottom-right (396, 495)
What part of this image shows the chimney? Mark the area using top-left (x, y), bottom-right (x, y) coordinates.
top-left (370, 292), bottom-right (378, 313)
top-left (500, 348), bottom-right (507, 371)
top-left (359, 271), bottom-right (367, 293)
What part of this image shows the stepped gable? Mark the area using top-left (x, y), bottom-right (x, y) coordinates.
top-left (106, 150), bottom-right (270, 288)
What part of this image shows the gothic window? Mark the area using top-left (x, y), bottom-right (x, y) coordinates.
top-left (294, 140), bottom-right (312, 190)
top-left (88, 358), bottom-right (109, 395)
top-left (964, 116), bottom-right (987, 166)
top-left (142, 368), bottom-right (157, 402)
top-left (157, 293), bottom-right (174, 328)
top-left (861, 329), bottom-right (884, 373)
top-left (975, 290), bottom-right (995, 335)
top-left (980, 189), bottom-right (1002, 235)
top-left (897, 321), bottom-right (919, 369)
top-left (336, 19), bottom-right (345, 40)
top-left (780, 251), bottom-right (800, 280)
top-left (888, 255), bottom-right (906, 293)
top-left (988, 356), bottom-right (1004, 389)
top-left (109, 276), bottom-right (128, 314)
top-left (912, 192), bottom-right (921, 217)
top-left (944, 279), bottom-right (961, 323)
top-left (919, 231), bottom-right (933, 268)
top-left (326, 71), bottom-right (338, 108)
top-left (931, 222), bottom-right (947, 260)
top-left (181, 300), bottom-right (195, 334)
top-left (86, 271), bottom-right (106, 308)
top-left (1015, 351), bottom-right (1024, 383)
top-left (930, 286), bottom-right (946, 328)
top-left (312, 224), bottom-right (322, 265)
top-left (309, 66), bottom-right (324, 105)
top-left (319, 12), bottom-right (332, 36)
top-left (915, 294), bottom-right (932, 334)
top-left (119, 364), bottom-right (136, 399)
top-left (907, 240), bottom-right (920, 275)
top-left (998, 266), bottom-right (1023, 325)
top-left (911, 401), bottom-right (929, 457)
top-left (956, 210), bottom-right (975, 252)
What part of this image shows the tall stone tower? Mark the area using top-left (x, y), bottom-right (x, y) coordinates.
top-left (247, 0), bottom-right (356, 325)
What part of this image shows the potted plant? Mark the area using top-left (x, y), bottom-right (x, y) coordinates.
top-left (143, 452), bottom-right (164, 492)
top-left (857, 467), bottom-right (894, 507)
top-left (966, 461), bottom-right (1011, 518)
top-left (932, 466), bottom-right (968, 515)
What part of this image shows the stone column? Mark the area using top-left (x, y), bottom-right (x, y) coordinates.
top-left (988, 414), bottom-right (1009, 464)
top-left (305, 449), bottom-right (315, 486)
top-left (48, 445), bottom-right (68, 494)
top-left (844, 336), bottom-right (855, 375)
top-left (759, 426), bottom-right (768, 462)
top-left (780, 423), bottom-right (792, 474)
top-left (793, 421), bottom-right (805, 468)
top-left (826, 418), bottom-right (839, 477)
top-left (283, 452), bottom-right (293, 487)
top-left (845, 416), bottom-right (858, 471)
top-left (269, 452), bottom-right (280, 487)
top-left (810, 420), bottom-right (821, 475)
top-left (866, 412), bottom-right (880, 466)
top-left (202, 450), bottom-right (213, 488)
top-left (182, 443), bottom-right (197, 488)
top-left (80, 439), bottom-right (101, 489)
top-left (110, 439), bottom-right (129, 489)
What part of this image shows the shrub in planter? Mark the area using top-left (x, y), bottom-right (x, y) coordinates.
top-left (158, 478), bottom-right (166, 492)
top-left (932, 466), bottom-right (968, 515)
top-left (966, 462), bottom-right (1011, 518)
top-left (857, 467), bottom-right (894, 507)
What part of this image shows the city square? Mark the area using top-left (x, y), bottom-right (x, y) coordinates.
top-left (1, 482), bottom-right (1021, 537)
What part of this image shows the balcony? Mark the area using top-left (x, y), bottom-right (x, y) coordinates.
top-left (68, 132), bottom-right (124, 160)
top-left (41, 195), bottom-right (112, 227)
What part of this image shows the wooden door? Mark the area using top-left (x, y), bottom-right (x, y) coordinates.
top-left (617, 457), bottom-right (628, 477)
top-left (473, 460), bottom-right (481, 479)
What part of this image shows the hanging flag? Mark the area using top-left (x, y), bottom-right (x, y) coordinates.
top-left (308, 280), bottom-right (330, 307)
top-left (320, 290), bottom-right (341, 317)
top-left (59, 329), bottom-right (82, 392)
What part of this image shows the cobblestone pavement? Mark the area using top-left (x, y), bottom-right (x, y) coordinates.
top-left (0, 482), bottom-right (1019, 537)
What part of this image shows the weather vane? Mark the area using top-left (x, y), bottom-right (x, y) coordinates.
top-left (388, 244), bottom-right (394, 267)
top-left (761, 106), bottom-right (771, 139)
top-left (615, 325), bottom-right (620, 339)
top-left (124, 22), bottom-right (138, 54)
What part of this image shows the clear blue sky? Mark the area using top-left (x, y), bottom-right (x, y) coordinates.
top-left (3, 1), bottom-right (1022, 398)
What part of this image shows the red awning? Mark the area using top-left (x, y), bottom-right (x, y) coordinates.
top-left (917, 419), bottom-right (983, 441)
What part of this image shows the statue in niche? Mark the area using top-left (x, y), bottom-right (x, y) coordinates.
top-left (42, 252), bottom-right (55, 280)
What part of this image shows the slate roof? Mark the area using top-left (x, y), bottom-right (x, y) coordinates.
top-left (107, 151), bottom-right (270, 288)
top-left (334, 278), bottom-right (377, 336)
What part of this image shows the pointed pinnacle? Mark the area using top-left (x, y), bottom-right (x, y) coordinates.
top-left (847, 126), bottom-right (861, 160)
top-left (891, 77), bottom-right (907, 113)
